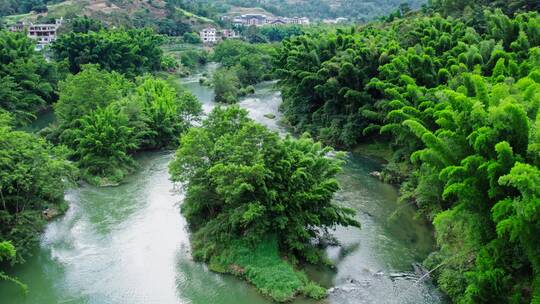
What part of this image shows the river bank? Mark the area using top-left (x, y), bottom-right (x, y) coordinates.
top-left (0, 64), bottom-right (446, 304)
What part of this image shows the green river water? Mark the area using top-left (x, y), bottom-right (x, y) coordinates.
top-left (1, 64), bottom-right (446, 304)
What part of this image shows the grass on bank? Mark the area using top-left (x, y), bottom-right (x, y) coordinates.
top-left (208, 236), bottom-right (326, 302)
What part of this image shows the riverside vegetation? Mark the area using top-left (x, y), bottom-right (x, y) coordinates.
top-left (0, 29), bottom-right (73, 291)
top-left (0, 23), bottom-right (201, 291)
top-left (1, 14), bottom-right (346, 301)
top-left (274, 2), bottom-right (540, 303)
top-left (208, 40), bottom-right (276, 103)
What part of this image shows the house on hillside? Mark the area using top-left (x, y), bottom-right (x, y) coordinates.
top-left (269, 18), bottom-right (287, 26)
top-left (199, 27), bottom-right (217, 44)
top-left (9, 21), bottom-right (26, 32)
top-left (323, 17), bottom-right (348, 24)
top-left (199, 27), bottom-right (239, 44)
top-left (232, 14), bottom-right (269, 26)
top-left (246, 14), bottom-right (269, 26)
top-left (220, 29), bottom-right (239, 40)
top-left (10, 18), bottom-right (64, 50)
top-left (289, 17), bottom-right (310, 25)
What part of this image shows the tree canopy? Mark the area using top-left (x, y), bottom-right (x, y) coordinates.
top-left (0, 30), bottom-right (60, 125)
top-left (52, 65), bottom-right (202, 185)
top-left (0, 113), bottom-right (74, 263)
top-left (52, 28), bottom-right (164, 77)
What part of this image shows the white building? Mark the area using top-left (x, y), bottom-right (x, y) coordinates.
top-left (199, 27), bottom-right (217, 44)
top-left (199, 27), bottom-right (239, 44)
top-left (10, 18), bottom-right (63, 50)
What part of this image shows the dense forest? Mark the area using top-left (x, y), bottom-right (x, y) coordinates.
top-left (428, 0), bottom-right (540, 17)
top-left (274, 3), bottom-right (540, 303)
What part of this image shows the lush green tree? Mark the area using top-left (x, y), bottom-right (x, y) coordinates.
top-left (258, 26), bottom-right (304, 42)
top-left (0, 113), bottom-right (74, 262)
top-left (213, 39), bottom-right (274, 70)
top-left (131, 77), bottom-right (202, 148)
top-left (182, 32), bottom-right (201, 44)
top-left (53, 65), bottom-right (201, 183)
top-left (169, 106), bottom-right (359, 301)
top-left (236, 55), bottom-right (266, 85)
top-left (54, 65), bottom-right (132, 144)
top-left (63, 16), bottom-right (104, 34)
top-left (212, 68), bottom-right (240, 104)
top-left (160, 54), bottom-right (180, 71)
top-left (0, 30), bottom-right (59, 125)
top-left (153, 18), bottom-right (192, 36)
top-left (52, 28), bottom-right (164, 77)
top-left (180, 49), bottom-right (209, 70)
top-left (493, 163), bottom-right (540, 301)
top-left (212, 39), bottom-right (275, 87)
top-left (0, 241), bottom-right (26, 293)
top-left (70, 105), bottom-right (139, 185)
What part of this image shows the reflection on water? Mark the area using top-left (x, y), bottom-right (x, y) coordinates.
top-left (239, 81), bottom-right (285, 134)
top-left (1, 66), bottom-right (445, 304)
top-left (324, 154), bottom-right (442, 304)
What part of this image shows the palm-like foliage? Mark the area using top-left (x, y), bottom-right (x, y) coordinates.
top-left (275, 8), bottom-right (540, 303)
top-left (72, 105), bottom-right (139, 184)
top-left (52, 28), bottom-right (164, 78)
top-left (0, 31), bottom-right (58, 125)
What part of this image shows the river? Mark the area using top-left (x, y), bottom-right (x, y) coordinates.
top-left (0, 64), bottom-right (445, 304)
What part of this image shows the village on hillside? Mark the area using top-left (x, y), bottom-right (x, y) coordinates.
top-left (5, 9), bottom-right (349, 48)
top-left (199, 13), bottom-right (328, 44)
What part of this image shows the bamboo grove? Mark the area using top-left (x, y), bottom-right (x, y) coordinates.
top-left (274, 9), bottom-right (540, 303)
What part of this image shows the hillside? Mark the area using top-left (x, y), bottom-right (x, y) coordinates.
top-left (1, 0), bottom-right (214, 34)
top-left (2, 0), bottom-right (164, 21)
top-left (1, 0), bottom-right (429, 29)
top-left (177, 0), bottom-right (427, 21)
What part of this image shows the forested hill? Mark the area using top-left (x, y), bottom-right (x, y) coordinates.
top-left (0, 0), bottom-right (214, 36)
top-left (1, 0), bottom-right (427, 26)
top-left (173, 0), bottom-right (427, 21)
top-left (430, 0), bottom-right (540, 17)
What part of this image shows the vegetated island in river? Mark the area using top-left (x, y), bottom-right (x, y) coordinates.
top-left (169, 106), bottom-right (360, 302)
